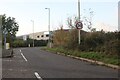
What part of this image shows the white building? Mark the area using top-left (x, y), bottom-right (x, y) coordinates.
top-left (17, 31), bottom-right (50, 41)
top-left (29, 31), bottom-right (49, 40)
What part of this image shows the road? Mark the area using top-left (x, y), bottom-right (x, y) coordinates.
top-left (2, 47), bottom-right (118, 79)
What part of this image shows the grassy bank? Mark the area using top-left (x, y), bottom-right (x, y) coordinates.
top-left (42, 47), bottom-right (120, 66)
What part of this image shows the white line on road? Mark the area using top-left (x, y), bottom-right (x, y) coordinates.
top-left (20, 50), bottom-right (21, 52)
top-left (34, 72), bottom-right (43, 80)
top-left (21, 53), bottom-right (28, 62)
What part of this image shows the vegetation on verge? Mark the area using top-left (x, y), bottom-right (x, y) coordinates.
top-left (42, 47), bottom-right (120, 66)
top-left (53, 28), bottom-right (120, 56)
top-left (50, 24), bottom-right (120, 66)
top-left (44, 9), bottom-right (120, 66)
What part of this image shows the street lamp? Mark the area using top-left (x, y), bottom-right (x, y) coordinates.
top-left (45, 8), bottom-right (51, 48)
top-left (31, 20), bottom-right (34, 47)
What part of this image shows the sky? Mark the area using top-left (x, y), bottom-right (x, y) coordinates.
top-left (0, 0), bottom-right (119, 36)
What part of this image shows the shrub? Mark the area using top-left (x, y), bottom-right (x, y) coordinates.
top-left (53, 28), bottom-right (120, 56)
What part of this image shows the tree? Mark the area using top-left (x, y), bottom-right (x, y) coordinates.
top-left (2, 14), bottom-right (19, 46)
top-left (67, 8), bottom-right (94, 32)
top-left (67, 16), bottom-right (80, 29)
top-left (82, 8), bottom-right (94, 32)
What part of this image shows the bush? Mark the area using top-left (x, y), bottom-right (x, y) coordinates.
top-left (12, 39), bottom-right (48, 48)
top-left (104, 39), bottom-right (120, 55)
top-left (12, 39), bottom-right (25, 47)
top-left (34, 40), bottom-right (48, 47)
top-left (53, 28), bottom-right (120, 56)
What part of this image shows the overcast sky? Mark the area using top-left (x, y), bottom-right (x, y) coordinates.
top-left (0, 0), bottom-right (119, 36)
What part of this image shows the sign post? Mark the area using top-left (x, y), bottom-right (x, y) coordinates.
top-left (79, 29), bottom-right (80, 44)
top-left (75, 21), bottom-right (83, 44)
top-left (77, 0), bottom-right (83, 45)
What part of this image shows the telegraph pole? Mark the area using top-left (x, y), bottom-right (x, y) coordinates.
top-left (78, 0), bottom-right (81, 44)
top-left (75, 0), bottom-right (83, 44)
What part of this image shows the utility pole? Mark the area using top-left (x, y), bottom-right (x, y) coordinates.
top-left (78, 0), bottom-right (81, 44)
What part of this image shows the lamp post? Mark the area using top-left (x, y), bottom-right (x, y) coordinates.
top-left (45, 8), bottom-right (51, 48)
top-left (31, 20), bottom-right (34, 47)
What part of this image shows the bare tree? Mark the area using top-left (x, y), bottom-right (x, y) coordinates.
top-left (82, 8), bottom-right (94, 32)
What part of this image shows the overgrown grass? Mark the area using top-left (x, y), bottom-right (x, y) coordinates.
top-left (42, 47), bottom-right (120, 66)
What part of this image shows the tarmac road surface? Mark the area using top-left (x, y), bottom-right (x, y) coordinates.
top-left (2, 47), bottom-right (119, 79)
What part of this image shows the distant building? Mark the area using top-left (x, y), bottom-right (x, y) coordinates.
top-left (17, 31), bottom-right (50, 41)
top-left (29, 31), bottom-right (49, 40)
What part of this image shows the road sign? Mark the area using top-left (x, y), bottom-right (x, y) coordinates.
top-left (76, 22), bottom-right (83, 29)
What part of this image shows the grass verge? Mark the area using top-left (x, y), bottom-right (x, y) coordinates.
top-left (41, 47), bottom-right (120, 66)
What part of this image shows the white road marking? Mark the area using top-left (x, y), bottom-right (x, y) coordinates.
top-left (21, 53), bottom-right (27, 62)
top-left (34, 72), bottom-right (42, 80)
top-left (20, 49), bottom-right (21, 52)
